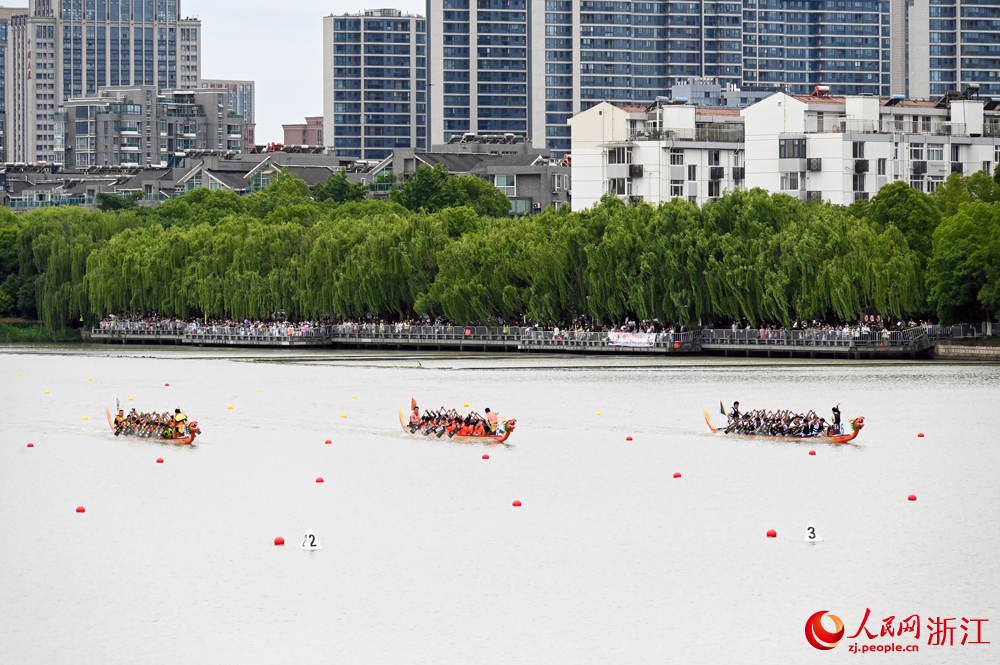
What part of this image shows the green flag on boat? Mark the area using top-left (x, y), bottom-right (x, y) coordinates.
top-left (720, 401), bottom-right (725, 416)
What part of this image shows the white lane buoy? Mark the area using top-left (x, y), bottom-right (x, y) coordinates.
top-left (803, 521), bottom-right (823, 543)
top-left (301, 530), bottom-right (322, 551)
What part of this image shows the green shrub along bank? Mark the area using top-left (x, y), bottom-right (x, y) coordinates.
top-left (2, 166), bottom-right (1000, 331)
top-left (0, 322), bottom-right (81, 343)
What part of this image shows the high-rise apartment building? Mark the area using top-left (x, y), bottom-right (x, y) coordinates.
top-left (7, 0), bottom-right (201, 163)
top-left (323, 9), bottom-right (427, 161)
top-left (201, 78), bottom-right (254, 125)
top-left (742, 1), bottom-right (893, 97)
top-left (0, 8), bottom-right (21, 161)
top-left (909, 0), bottom-right (1000, 100)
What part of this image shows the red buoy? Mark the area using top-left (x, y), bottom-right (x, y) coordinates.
top-left (917, 433), bottom-right (924, 437)
top-left (76, 506), bottom-right (85, 513)
top-left (316, 477), bottom-right (324, 483)
top-left (673, 472), bottom-right (681, 478)
top-left (27, 443), bottom-right (34, 448)
top-left (908, 494), bottom-right (916, 501)
top-left (512, 500), bottom-right (522, 507)
top-left (156, 458), bottom-right (163, 463)
top-left (766, 529), bottom-right (776, 538)
top-left (482, 454), bottom-right (489, 459)
top-left (808, 450), bottom-right (816, 456)
top-left (274, 537), bottom-right (285, 546)
top-left (165, 383), bottom-right (169, 386)
top-left (626, 436), bottom-right (633, 441)
top-left (324, 439), bottom-right (332, 444)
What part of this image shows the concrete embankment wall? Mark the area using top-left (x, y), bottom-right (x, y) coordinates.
top-left (934, 343), bottom-right (1000, 361)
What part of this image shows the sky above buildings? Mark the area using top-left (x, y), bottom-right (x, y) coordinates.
top-left (4, 0), bottom-right (427, 143)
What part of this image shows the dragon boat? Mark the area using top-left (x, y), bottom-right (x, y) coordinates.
top-left (106, 407), bottom-right (202, 445)
top-left (398, 406), bottom-right (515, 443)
top-left (703, 409), bottom-right (864, 444)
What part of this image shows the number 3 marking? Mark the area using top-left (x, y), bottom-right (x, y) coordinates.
top-left (807, 527), bottom-right (816, 539)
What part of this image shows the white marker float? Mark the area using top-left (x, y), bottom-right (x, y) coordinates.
top-left (301, 530), bottom-right (322, 551)
top-left (803, 521), bottom-right (823, 543)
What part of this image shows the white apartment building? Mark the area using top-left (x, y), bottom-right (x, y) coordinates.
top-left (743, 89), bottom-right (1000, 205)
top-left (568, 100), bottom-right (745, 211)
top-left (570, 88), bottom-right (1000, 210)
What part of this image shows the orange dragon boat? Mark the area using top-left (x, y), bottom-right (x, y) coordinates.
top-left (703, 409), bottom-right (863, 444)
top-left (398, 406), bottom-right (515, 443)
top-left (106, 407), bottom-right (202, 445)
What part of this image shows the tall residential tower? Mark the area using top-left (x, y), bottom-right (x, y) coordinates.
top-left (8, 0), bottom-right (200, 163)
top-left (323, 8), bottom-right (427, 161)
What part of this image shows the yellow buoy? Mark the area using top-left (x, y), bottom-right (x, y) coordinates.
top-left (44, 391), bottom-right (50, 394)
top-left (256, 389), bottom-right (260, 392)
top-left (82, 416), bottom-right (88, 420)
top-left (352, 395), bottom-right (357, 399)
top-left (88, 378), bottom-right (92, 381)
top-left (595, 412), bottom-right (602, 416)
top-left (17, 373), bottom-right (21, 376)
top-left (128, 397), bottom-right (134, 401)
top-left (464, 403), bottom-right (469, 407)
top-left (228, 406), bottom-right (234, 410)
top-left (341, 414), bottom-right (347, 418)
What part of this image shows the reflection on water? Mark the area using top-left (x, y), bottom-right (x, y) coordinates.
top-left (1, 345), bottom-right (997, 664)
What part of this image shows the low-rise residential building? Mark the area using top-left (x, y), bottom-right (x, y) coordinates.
top-left (363, 134), bottom-right (571, 213)
top-left (742, 87), bottom-right (1000, 204)
top-left (568, 100), bottom-right (745, 210)
top-left (569, 85), bottom-right (1000, 209)
top-left (669, 78), bottom-right (780, 109)
top-left (56, 87), bottom-right (245, 169)
top-left (283, 117), bottom-right (324, 146)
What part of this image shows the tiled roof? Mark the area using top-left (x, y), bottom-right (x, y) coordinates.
top-left (697, 107), bottom-right (741, 116)
top-left (612, 103), bottom-right (649, 113)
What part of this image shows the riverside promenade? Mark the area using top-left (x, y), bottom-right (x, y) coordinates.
top-left (84, 323), bottom-right (961, 359)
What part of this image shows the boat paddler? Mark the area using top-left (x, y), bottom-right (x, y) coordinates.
top-left (114, 409), bottom-right (125, 436)
top-left (173, 408), bottom-right (188, 438)
top-left (485, 408), bottom-right (498, 434)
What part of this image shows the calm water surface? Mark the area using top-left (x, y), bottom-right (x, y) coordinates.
top-left (1, 345), bottom-right (997, 664)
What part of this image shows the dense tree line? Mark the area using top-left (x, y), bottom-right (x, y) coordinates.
top-left (2, 165), bottom-right (1000, 331)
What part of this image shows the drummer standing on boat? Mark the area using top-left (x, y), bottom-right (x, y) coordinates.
top-left (727, 401), bottom-right (741, 424)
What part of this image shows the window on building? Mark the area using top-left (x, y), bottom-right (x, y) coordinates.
top-left (778, 138), bottom-right (805, 158)
top-left (877, 158), bottom-right (886, 175)
top-left (492, 174), bottom-right (516, 196)
top-left (927, 176), bottom-right (945, 192)
top-left (552, 174), bottom-right (562, 192)
top-left (910, 175), bottom-right (925, 191)
top-left (984, 161), bottom-right (992, 174)
top-left (708, 150), bottom-right (720, 166)
top-left (928, 143), bottom-right (944, 161)
top-left (852, 141), bottom-right (865, 159)
top-left (952, 145), bottom-right (961, 162)
top-left (853, 174), bottom-right (866, 192)
top-left (670, 180), bottom-right (683, 197)
top-left (607, 147), bottom-right (632, 164)
top-left (708, 181), bottom-right (721, 197)
top-left (669, 149), bottom-right (683, 165)
top-left (995, 145), bottom-right (1000, 166)
top-left (687, 164), bottom-right (696, 181)
top-left (910, 144), bottom-right (924, 160)
top-left (780, 172), bottom-right (804, 190)
top-left (608, 178), bottom-right (631, 195)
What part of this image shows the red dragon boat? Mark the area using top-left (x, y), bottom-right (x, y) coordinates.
top-left (703, 409), bottom-right (863, 444)
top-left (398, 406), bottom-right (515, 443)
top-left (106, 407), bottom-right (202, 445)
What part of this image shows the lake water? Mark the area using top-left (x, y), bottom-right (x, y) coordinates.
top-left (1, 346), bottom-right (997, 664)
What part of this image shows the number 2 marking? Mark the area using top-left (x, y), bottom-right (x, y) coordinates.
top-left (302, 534), bottom-right (317, 548)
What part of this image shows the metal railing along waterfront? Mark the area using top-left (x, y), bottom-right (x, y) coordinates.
top-left (700, 327), bottom-right (927, 348)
